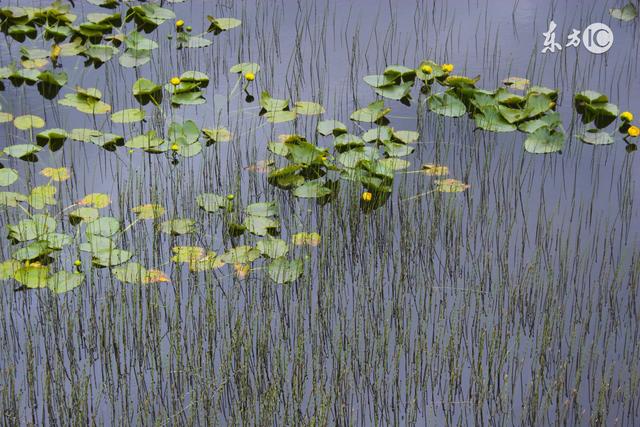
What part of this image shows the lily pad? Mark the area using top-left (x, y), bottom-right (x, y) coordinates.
top-left (13, 114), bottom-right (45, 130)
top-left (0, 169), bottom-right (19, 186)
top-left (47, 271), bottom-right (85, 294)
top-left (268, 257), bottom-right (303, 284)
top-left (111, 108), bottom-right (145, 123)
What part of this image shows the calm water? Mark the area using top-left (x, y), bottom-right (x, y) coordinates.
top-left (1, 0), bottom-right (639, 425)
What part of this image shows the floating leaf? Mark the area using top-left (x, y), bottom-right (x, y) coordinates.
top-left (502, 77), bottom-right (530, 91)
top-left (256, 238), bottom-right (289, 258)
top-left (268, 257), bottom-right (303, 284)
top-left (317, 120), bottom-right (347, 136)
top-left (578, 130), bottom-right (614, 146)
top-left (610, 3), bottom-right (637, 21)
top-left (13, 241), bottom-right (52, 261)
top-left (434, 179), bottom-right (470, 193)
top-left (14, 265), bottom-right (49, 289)
top-left (69, 207), bottom-right (100, 225)
top-left (260, 91), bottom-right (289, 112)
top-left (219, 246), bottom-right (260, 264)
top-left (86, 217), bottom-right (120, 237)
top-left (202, 127), bottom-right (231, 143)
top-left (47, 271), bottom-right (84, 294)
top-left (13, 114), bottom-right (45, 130)
top-left (35, 128), bottom-right (68, 151)
top-left (474, 107), bottom-right (517, 132)
top-left (144, 269), bottom-right (170, 284)
top-left (196, 193), bottom-right (231, 212)
top-left (111, 108), bottom-right (145, 123)
top-left (171, 246), bottom-right (206, 263)
top-left (92, 248), bottom-right (132, 267)
top-left (230, 62), bottom-right (260, 74)
top-left (40, 167), bottom-right (69, 181)
top-left (293, 101), bottom-right (325, 115)
top-left (0, 260), bottom-right (22, 280)
top-left (244, 216), bottom-right (279, 236)
top-left (350, 100), bottom-right (391, 123)
top-left (292, 181), bottom-right (332, 198)
top-left (0, 112), bottom-right (14, 123)
top-left (79, 193), bottom-right (111, 208)
top-left (264, 110), bottom-right (297, 123)
top-left (421, 164), bottom-right (449, 176)
top-left (188, 251), bottom-right (225, 272)
top-left (112, 262), bottom-right (146, 284)
top-left (524, 127), bottom-right (565, 153)
top-left (207, 16), bottom-right (242, 34)
top-left (28, 185), bottom-right (57, 209)
top-left (158, 218), bottom-right (195, 235)
top-left (132, 203), bottom-right (165, 219)
top-left (0, 169), bottom-right (19, 186)
top-left (292, 232), bottom-right (321, 247)
top-left (428, 91), bottom-right (466, 117)
top-left (245, 202), bottom-right (278, 217)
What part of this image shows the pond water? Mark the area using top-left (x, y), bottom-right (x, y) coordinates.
top-left (1, 0), bottom-right (639, 425)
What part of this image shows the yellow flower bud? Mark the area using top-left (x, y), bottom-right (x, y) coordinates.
top-left (362, 191), bottom-right (373, 202)
top-left (621, 111), bottom-right (634, 122)
top-left (245, 72), bottom-right (255, 81)
top-left (442, 63), bottom-right (454, 73)
top-left (176, 19), bottom-right (185, 28)
top-left (420, 64), bottom-right (433, 74)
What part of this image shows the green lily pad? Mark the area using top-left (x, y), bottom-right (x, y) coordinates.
top-left (610, 3), bottom-right (637, 21)
top-left (111, 108), bottom-right (145, 123)
top-left (578, 130), bottom-right (614, 146)
top-left (158, 218), bottom-right (196, 235)
top-left (13, 114), bottom-right (45, 130)
top-left (524, 127), bottom-right (565, 153)
top-left (245, 202), bottom-right (278, 217)
top-left (256, 238), bottom-right (289, 259)
top-left (317, 120), bottom-right (347, 136)
top-left (427, 91), bottom-right (466, 117)
top-left (92, 248), bottom-right (132, 267)
top-left (0, 168), bottom-right (19, 186)
top-left (293, 101), bottom-right (325, 115)
top-left (35, 128), bottom-right (68, 151)
top-left (132, 204), bottom-right (165, 219)
top-left (292, 181), bottom-right (332, 198)
top-left (196, 193), bottom-right (231, 212)
top-left (14, 265), bottom-right (49, 289)
top-left (219, 246), bottom-right (260, 264)
top-left (268, 257), bottom-right (303, 284)
top-left (350, 100), bottom-right (391, 123)
top-left (86, 217), bottom-right (120, 237)
top-left (47, 271), bottom-right (85, 294)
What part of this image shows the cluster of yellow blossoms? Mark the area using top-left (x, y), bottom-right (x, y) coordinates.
top-left (621, 112), bottom-right (639, 138)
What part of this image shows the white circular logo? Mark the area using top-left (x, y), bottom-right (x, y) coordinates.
top-left (582, 23), bottom-right (613, 54)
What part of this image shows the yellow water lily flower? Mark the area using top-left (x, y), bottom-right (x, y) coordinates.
top-left (170, 76), bottom-right (181, 86)
top-left (170, 143), bottom-right (180, 151)
top-left (621, 111), bottom-right (634, 122)
top-left (74, 260), bottom-right (81, 267)
top-left (176, 19), bottom-right (185, 29)
top-left (420, 64), bottom-right (433, 74)
top-left (442, 63), bottom-right (454, 73)
top-left (362, 191), bottom-right (372, 202)
top-left (245, 72), bottom-right (255, 81)
top-left (628, 125), bottom-right (640, 138)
